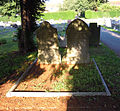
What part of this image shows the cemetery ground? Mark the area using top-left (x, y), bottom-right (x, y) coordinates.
top-left (102, 26), bottom-right (120, 35)
top-left (0, 26), bottom-right (120, 110)
top-left (101, 27), bottom-right (120, 57)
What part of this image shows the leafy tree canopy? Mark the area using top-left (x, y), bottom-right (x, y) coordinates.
top-left (60, 0), bottom-right (108, 12)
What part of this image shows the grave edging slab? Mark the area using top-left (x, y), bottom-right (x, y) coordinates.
top-left (6, 92), bottom-right (107, 97)
top-left (7, 58), bottom-right (38, 93)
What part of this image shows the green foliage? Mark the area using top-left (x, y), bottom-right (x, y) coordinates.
top-left (0, 1), bottom-right (20, 16)
top-left (0, 15), bottom-right (20, 22)
top-left (61, 0), bottom-right (90, 12)
top-left (42, 11), bottom-right (76, 20)
top-left (89, 1), bottom-right (98, 10)
top-left (85, 10), bottom-right (120, 18)
top-left (0, 39), bottom-right (7, 44)
top-left (60, 0), bottom-right (105, 12)
top-left (61, 0), bottom-right (76, 11)
top-left (98, 3), bottom-right (120, 12)
top-left (74, 0), bottom-right (90, 12)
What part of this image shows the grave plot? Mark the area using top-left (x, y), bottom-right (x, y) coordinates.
top-left (14, 60), bottom-right (105, 92)
top-left (6, 58), bottom-right (111, 97)
top-left (6, 19), bottom-right (111, 97)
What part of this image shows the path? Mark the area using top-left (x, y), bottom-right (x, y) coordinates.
top-left (100, 27), bottom-right (120, 57)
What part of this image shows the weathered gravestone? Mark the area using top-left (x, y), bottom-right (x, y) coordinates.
top-left (36, 21), bottom-right (61, 64)
top-left (63, 19), bottom-right (90, 64)
top-left (89, 23), bottom-right (101, 47)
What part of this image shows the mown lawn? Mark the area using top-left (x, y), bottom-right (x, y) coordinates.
top-left (0, 28), bottom-right (18, 54)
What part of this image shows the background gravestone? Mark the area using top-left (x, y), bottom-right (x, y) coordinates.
top-left (36, 21), bottom-right (61, 64)
top-left (89, 23), bottom-right (101, 47)
top-left (63, 19), bottom-right (90, 64)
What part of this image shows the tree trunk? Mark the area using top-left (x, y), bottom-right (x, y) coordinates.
top-left (19, 0), bottom-right (36, 54)
top-left (19, 0), bottom-right (25, 53)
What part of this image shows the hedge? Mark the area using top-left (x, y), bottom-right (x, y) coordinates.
top-left (0, 11), bottom-right (76, 22)
top-left (85, 10), bottom-right (120, 19)
top-left (0, 16), bottom-right (20, 22)
top-left (42, 11), bottom-right (76, 20)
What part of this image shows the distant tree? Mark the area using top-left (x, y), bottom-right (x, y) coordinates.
top-left (74, 0), bottom-right (90, 12)
top-left (61, 0), bottom-right (76, 11)
top-left (88, 0), bottom-right (108, 3)
top-left (61, 0), bottom-right (90, 12)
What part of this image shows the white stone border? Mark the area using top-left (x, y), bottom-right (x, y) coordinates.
top-left (92, 58), bottom-right (111, 96)
top-left (6, 58), bottom-right (111, 97)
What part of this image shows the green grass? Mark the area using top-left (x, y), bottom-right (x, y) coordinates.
top-left (0, 30), bottom-right (18, 54)
top-left (52, 44), bottom-right (120, 93)
top-left (90, 44), bottom-right (120, 97)
top-left (51, 62), bottom-right (104, 92)
top-left (0, 51), bottom-right (37, 84)
top-left (0, 28), bottom-right (37, 84)
top-left (102, 26), bottom-right (120, 34)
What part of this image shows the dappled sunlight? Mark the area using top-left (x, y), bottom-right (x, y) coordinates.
top-left (65, 19), bottom-right (90, 64)
top-left (70, 19), bottom-right (88, 32)
top-left (36, 21), bottom-right (61, 64)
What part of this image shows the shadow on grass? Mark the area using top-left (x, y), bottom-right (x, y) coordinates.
top-left (0, 51), bottom-right (37, 85)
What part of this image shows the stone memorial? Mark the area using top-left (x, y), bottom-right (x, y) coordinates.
top-left (89, 23), bottom-right (101, 47)
top-left (105, 18), bottom-right (112, 27)
top-left (63, 19), bottom-right (90, 64)
top-left (36, 21), bottom-right (61, 64)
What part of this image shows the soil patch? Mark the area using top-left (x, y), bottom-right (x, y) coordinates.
top-left (15, 60), bottom-right (105, 92)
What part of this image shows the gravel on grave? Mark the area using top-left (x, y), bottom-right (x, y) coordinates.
top-left (15, 60), bottom-right (105, 92)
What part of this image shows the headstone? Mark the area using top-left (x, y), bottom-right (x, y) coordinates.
top-left (89, 23), bottom-right (101, 47)
top-left (63, 19), bottom-right (90, 64)
top-left (105, 18), bottom-right (112, 27)
top-left (36, 21), bottom-right (61, 64)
